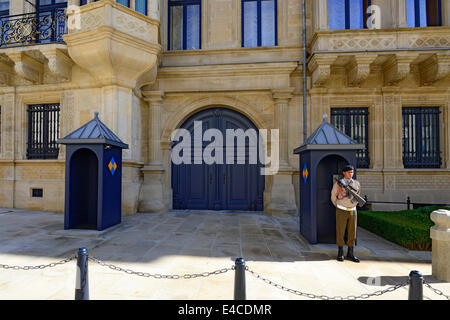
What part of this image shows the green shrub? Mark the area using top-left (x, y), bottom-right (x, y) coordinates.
top-left (358, 206), bottom-right (450, 251)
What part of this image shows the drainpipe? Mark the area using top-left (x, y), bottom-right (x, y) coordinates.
top-left (302, 0), bottom-right (308, 142)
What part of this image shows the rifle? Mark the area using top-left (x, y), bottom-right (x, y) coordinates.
top-left (335, 179), bottom-right (366, 207)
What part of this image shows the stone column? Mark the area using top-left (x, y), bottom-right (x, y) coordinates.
top-left (430, 210), bottom-right (450, 281)
top-left (397, 0), bottom-right (408, 28)
top-left (371, 96), bottom-right (384, 169)
top-left (272, 88), bottom-right (295, 170)
top-left (382, 93), bottom-right (403, 169)
top-left (266, 88), bottom-right (297, 218)
top-left (138, 90), bottom-right (169, 213)
top-left (314, 0), bottom-right (329, 32)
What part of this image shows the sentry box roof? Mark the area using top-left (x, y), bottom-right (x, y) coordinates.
top-left (294, 114), bottom-right (364, 154)
top-left (57, 111), bottom-right (129, 149)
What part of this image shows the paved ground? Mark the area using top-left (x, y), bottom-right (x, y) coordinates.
top-left (0, 207), bottom-right (448, 300)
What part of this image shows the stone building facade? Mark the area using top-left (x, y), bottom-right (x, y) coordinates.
top-left (0, 0), bottom-right (449, 216)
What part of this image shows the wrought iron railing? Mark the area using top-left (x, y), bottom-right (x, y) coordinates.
top-left (0, 8), bottom-right (66, 47)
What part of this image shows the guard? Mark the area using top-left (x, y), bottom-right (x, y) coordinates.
top-left (331, 165), bottom-right (361, 263)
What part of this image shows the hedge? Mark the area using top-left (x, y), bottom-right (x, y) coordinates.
top-left (358, 206), bottom-right (450, 251)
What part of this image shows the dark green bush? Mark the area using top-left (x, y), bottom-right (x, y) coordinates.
top-left (358, 206), bottom-right (450, 251)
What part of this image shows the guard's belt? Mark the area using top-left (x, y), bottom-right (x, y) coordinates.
top-left (337, 204), bottom-right (357, 212)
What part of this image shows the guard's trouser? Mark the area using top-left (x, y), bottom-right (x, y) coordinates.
top-left (336, 208), bottom-right (357, 247)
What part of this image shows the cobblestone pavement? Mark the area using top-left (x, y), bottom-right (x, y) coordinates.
top-left (0, 207), bottom-right (448, 300)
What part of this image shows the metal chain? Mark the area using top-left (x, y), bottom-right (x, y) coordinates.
top-left (245, 267), bottom-right (409, 300)
top-left (0, 255), bottom-right (76, 271)
top-left (423, 280), bottom-right (450, 300)
top-left (88, 256), bottom-right (234, 280)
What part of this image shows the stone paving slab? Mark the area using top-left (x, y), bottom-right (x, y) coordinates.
top-left (0, 207), bottom-right (448, 300)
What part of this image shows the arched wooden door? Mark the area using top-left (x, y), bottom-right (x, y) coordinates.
top-left (172, 108), bottom-right (264, 211)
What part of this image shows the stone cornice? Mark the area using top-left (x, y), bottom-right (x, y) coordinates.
top-left (157, 62), bottom-right (298, 78)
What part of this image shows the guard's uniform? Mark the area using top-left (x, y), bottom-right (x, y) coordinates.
top-left (330, 178), bottom-right (361, 247)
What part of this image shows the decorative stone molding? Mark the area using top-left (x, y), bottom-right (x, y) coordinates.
top-left (430, 210), bottom-right (450, 281)
top-left (310, 27), bottom-right (450, 53)
top-left (40, 48), bottom-right (74, 82)
top-left (346, 55), bottom-right (378, 86)
top-left (5, 51), bottom-right (43, 84)
top-left (308, 55), bottom-right (337, 87)
top-left (383, 54), bottom-right (419, 85)
top-left (420, 53), bottom-right (450, 85)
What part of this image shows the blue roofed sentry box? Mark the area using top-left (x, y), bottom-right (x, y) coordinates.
top-left (294, 114), bottom-right (364, 244)
top-left (58, 112), bottom-right (128, 231)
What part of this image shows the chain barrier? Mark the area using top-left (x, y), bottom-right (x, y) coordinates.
top-left (0, 255), bottom-right (76, 271)
top-left (423, 279), bottom-right (450, 300)
top-left (245, 266), bottom-right (410, 300)
top-left (88, 256), bottom-right (234, 280)
top-left (1, 253), bottom-right (449, 301)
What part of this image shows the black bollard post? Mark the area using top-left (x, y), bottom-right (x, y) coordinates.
top-left (407, 196), bottom-right (411, 210)
top-left (408, 270), bottom-right (423, 300)
top-left (234, 258), bottom-right (246, 300)
top-left (75, 248), bottom-right (89, 300)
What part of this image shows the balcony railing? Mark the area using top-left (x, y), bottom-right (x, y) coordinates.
top-left (0, 8), bottom-right (66, 48)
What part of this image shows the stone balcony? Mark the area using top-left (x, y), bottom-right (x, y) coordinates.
top-left (0, 8), bottom-right (72, 86)
top-left (0, 0), bottom-right (161, 89)
top-left (307, 27), bottom-right (450, 88)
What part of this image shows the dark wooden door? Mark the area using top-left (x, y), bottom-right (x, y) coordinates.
top-left (172, 108), bottom-right (264, 211)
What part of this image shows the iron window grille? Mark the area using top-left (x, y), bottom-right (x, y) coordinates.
top-left (402, 107), bottom-right (441, 168)
top-left (27, 103), bottom-right (60, 160)
top-left (168, 0), bottom-right (201, 51)
top-left (242, 0), bottom-right (277, 47)
top-left (331, 108), bottom-right (370, 168)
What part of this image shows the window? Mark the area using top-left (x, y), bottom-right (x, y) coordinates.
top-left (406, 0), bottom-right (442, 27)
top-left (0, 1), bottom-right (8, 16)
top-left (27, 104), bottom-right (60, 160)
top-left (116, 0), bottom-right (130, 7)
top-left (329, 0), bottom-right (371, 30)
top-left (242, 0), bottom-right (277, 47)
top-left (37, 0), bottom-right (67, 9)
top-left (37, 1), bottom-right (67, 43)
top-left (168, 0), bottom-right (201, 50)
top-left (135, 0), bottom-right (147, 15)
top-left (331, 108), bottom-right (370, 168)
top-left (402, 107), bottom-right (441, 168)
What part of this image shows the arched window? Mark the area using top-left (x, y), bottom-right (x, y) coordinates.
top-left (242, 0), bottom-right (277, 47)
top-left (329, 0), bottom-right (371, 30)
top-left (168, 0), bottom-right (201, 50)
top-left (406, 0), bottom-right (442, 27)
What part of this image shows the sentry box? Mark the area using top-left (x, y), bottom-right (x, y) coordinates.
top-left (57, 112), bottom-right (128, 231)
top-left (294, 114), bottom-right (364, 245)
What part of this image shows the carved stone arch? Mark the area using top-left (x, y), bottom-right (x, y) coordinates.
top-left (161, 95), bottom-right (271, 141)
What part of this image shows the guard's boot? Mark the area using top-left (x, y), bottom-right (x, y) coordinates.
top-left (337, 246), bottom-right (344, 262)
top-left (346, 246), bottom-right (360, 263)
